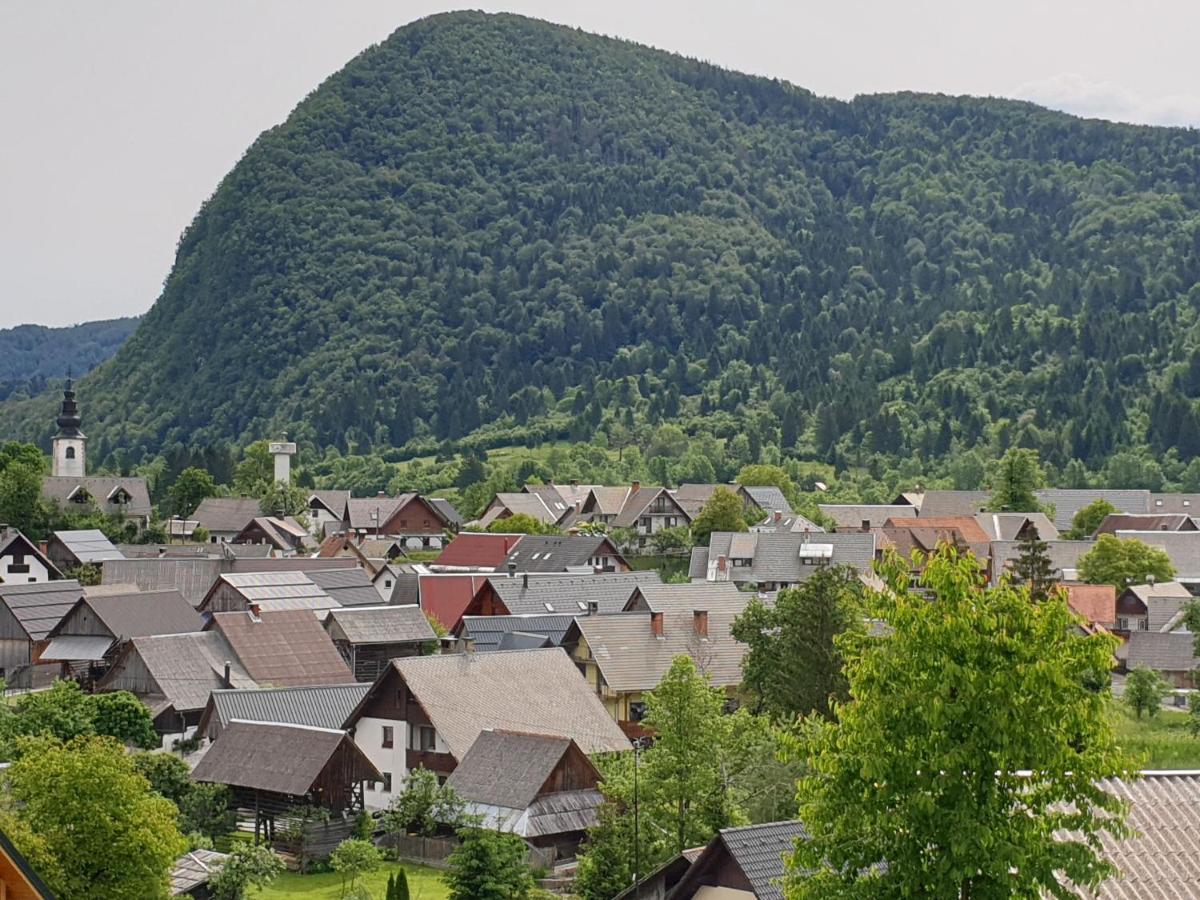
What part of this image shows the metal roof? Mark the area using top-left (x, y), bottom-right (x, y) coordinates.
top-left (496, 535), bottom-right (627, 573)
top-left (40, 634), bottom-right (114, 661)
top-left (487, 571), bottom-right (659, 616)
top-left (457, 614), bottom-right (577, 652)
top-left (210, 610), bottom-right (353, 687)
top-left (78, 588), bottom-right (201, 638)
top-left (0, 579), bottom-right (84, 640)
top-left (308, 568), bottom-right (381, 607)
top-left (51, 529), bottom-right (125, 562)
top-left (207, 683), bottom-right (369, 731)
top-left (104, 631), bottom-right (256, 713)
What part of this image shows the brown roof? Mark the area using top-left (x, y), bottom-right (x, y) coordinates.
top-left (191, 721), bottom-right (380, 796)
top-left (100, 631), bottom-right (256, 713)
top-left (42, 475), bottom-right (152, 518)
top-left (446, 730), bottom-right (596, 809)
top-left (323, 605), bottom-right (437, 645)
top-left (1063, 583), bottom-right (1117, 627)
top-left (1095, 514), bottom-right (1198, 537)
top-left (884, 516), bottom-right (991, 544)
top-left (208, 610), bottom-right (353, 687)
top-left (192, 497), bottom-right (263, 533)
top-left (73, 588), bottom-right (201, 638)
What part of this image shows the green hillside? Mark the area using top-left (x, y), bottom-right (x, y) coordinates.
top-left (5, 11), bottom-right (1200, 480)
top-left (0, 316), bottom-right (140, 402)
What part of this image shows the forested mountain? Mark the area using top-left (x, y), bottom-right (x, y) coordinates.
top-left (5, 11), bottom-right (1200, 482)
top-left (0, 317), bottom-right (140, 403)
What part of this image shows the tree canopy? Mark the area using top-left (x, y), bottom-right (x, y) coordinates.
top-left (1077, 534), bottom-right (1176, 588)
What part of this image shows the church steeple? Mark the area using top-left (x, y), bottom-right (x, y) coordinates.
top-left (52, 378), bottom-right (86, 477)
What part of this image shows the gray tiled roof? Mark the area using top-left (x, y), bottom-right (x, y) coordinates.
top-left (51, 529), bottom-right (125, 562)
top-left (479, 492), bottom-right (566, 528)
top-left (192, 497), bottom-right (263, 534)
top-left (457, 614), bottom-right (577, 652)
top-left (78, 588), bottom-right (201, 638)
top-left (1125, 631), bottom-right (1200, 672)
top-left (742, 485), bottom-right (793, 515)
top-left (429, 497), bottom-right (463, 527)
top-left (973, 512), bottom-right (1059, 542)
top-left (629, 581), bottom-right (745, 612)
top-left (719, 820), bottom-right (809, 900)
top-left (487, 572), bottom-right (658, 616)
top-left (362, 649), bottom-right (629, 759)
top-left (703, 532), bottom-right (876, 584)
top-left (447, 730), bottom-right (580, 809)
top-left (206, 683), bottom-right (369, 731)
top-left (42, 475), bottom-right (152, 519)
top-left (308, 490), bottom-right (350, 518)
top-left (496, 535), bottom-right (625, 573)
top-left (819, 504), bottom-right (916, 529)
top-left (1039, 489), bottom-right (1152, 531)
top-left (0, 580), bottom-right (84, 640)
top-left (1149, 494), bottom-right (1200, 515)
top-left (916, 490), bottom-right (992, 518)
top-left (1115, 531), bottom-right (1200, 580)
top-left (324, 605), bottom-right (436, 645)
top-left (308, 568), bottom-right (381, 607)
top-left (688, 546), bottom-right (708, 580)
top-left (990, 540), bottom-right (1095, 586)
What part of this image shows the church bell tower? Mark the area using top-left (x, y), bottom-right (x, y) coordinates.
top-left (52, 379), bottom-right (86, 477)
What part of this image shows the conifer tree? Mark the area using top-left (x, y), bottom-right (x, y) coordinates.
top-left (1010, 524), bottom-right (1055, 602)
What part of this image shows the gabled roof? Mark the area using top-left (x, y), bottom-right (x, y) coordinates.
top-left (0, 527), bottom-right (60, 577)
top-left (0, 825), bottom-right (58, 899)
top-left (742, 485), bottom-right (794, 515)
top-left (308, 568), bottom-right (381, 607)
top-left (1039, 489), bottom-right (1152, 531)
top-left (447, 730), bottom-right (596, 810)
top-left (819, 504), bottom-right (916, 529)
top-left (1095, 514), bottom-right (1197, 537)
top-left (673, 820), bottom-right (809, 900)
top-left (433, 533), bottom-right (525, 569)
top-left (428, 497), bottom-right (464, 527)
top-left (199, 571), bottom-right (338, 614)
top-left (345, 496), bottom-right (403, 531)
top-left (479, 492), bottom-right (566, 528)
top-left (42, 475), bottom-right (152, 518)
top-left (456, 614), bottom-right (577, 652)
top-left (1063, 583), bottom-right (1117, 627)
top-left (418, 574), bottom-right (492, 631)
top-left (972, 512), bottom-right (1059, 542)
top-left (485, 572), bottom-right (659, 616)
top-left (347, 649), bottom-right (629, 759)
top-left (1114, 530), bottom-right (1200, 579)
top-left (203, 683), bottom-right (369, 733)
top-left (324, 605), bottom-right (436, 645)
top-left (587, 486), bottom-right (632, 517)
top-left (627, 581), bottom-right (745, 612)
top-left (50, 528), bottom-right (125, 563)
top-left (102, 631), bottom-right (256, 713)
top-left (233, 516), bottom-right (310, 550)
top-left (191, 721), bottom-right (381, 796)
top-left (0, 580), bottom-right (84, 640)
top-left (567, 602), bottom-right (751, 693)
top-left (308, 490), bottom-right (350, 519)
top-left (1125, 631), bottom-right (1200, 672)
top-left (208, 609), bottom-right (353, 687)
top-left (496, 535), bottom-right (627, 573)
top-left (704, 532), bottom-right (877, 584)
top-left (611, 486), bottom-right (685, 527)
top-left (192, 497), bottom-right (263, 533)
top-left (69, 588), bottom-right (201, 639)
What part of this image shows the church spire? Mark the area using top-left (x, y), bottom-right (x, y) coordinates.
top-left (55, 377), bottom-right (83, 438)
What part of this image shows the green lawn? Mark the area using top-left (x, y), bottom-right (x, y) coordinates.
top-left (252, 862), bottom-right (448, 899)
top-left (1109, 699), bottom-right (1200, 769)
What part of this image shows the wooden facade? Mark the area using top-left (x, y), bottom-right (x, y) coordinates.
top-left (334, 640), bottom-right (423, 683)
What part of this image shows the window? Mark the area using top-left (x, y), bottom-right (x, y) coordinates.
top-left (65, 446), bottom-right (76, 460)
top-left (1116, 617), bottom-right (1129, 630)
top-left (381, 726), bottom-right (394, 749)
top-left (382, 772), bottom-right (392, 793)
top-left (384, 579), bottom-right (393, 589)
top-left (411, 725), bottom-right (436, 752)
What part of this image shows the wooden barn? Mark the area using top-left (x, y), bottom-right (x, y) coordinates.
top-left (322, 606), bottom-right (436, 682)
top-left (0, 580), bottom-right (84, 687)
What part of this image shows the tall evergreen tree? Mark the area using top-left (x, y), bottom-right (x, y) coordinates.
top-left (1010, 524), bottom-right (1055, 602)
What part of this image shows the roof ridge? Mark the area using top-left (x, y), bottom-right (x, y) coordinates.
top-left (226, 718), bottom-right (346, 734)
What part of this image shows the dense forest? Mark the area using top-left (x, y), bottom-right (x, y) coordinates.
top-left (0, 317), bottom-right (140, 402)
top-left (5, 11), bottom-right (1200, 491)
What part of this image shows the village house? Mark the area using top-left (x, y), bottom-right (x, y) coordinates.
top-left (307, 489), bottom-right (350, 537)
top-left (988, 540), bottom-right (1095, 587)
top-left (323, 605), bottom-right (436, 682)
top-left (198, 682), bottom-right (370, 742)
top-left (691, 531), bottom-right (876, 590)
top-left (573, 483), bottom-right (691, 546)
top-left (191, 721), bottom-right (381, 853)
top-left (497, 534), bottom-right (630, 574)
top-left (1123, 632), bottom-right (1200, 688)
top-left (198, 571), bottom-right (340, 615)
top-left (41, 586), bottom-right (200, 681)
top-left (370, 561), bottom-right (422, 604)
top-left (674, 484), bottom-right (786, 520)
top-left (1095, 513), bottom-right (1200, 537)
top-left (0, 579), bottom-right (83, 686)
top-left (446, 730), bottom-right (606, 860)
top-left (192, 497), bottom-right (264, 544)
top-left (206, 609), bottom-right (353, 687)
top-left (0, 527), bottom-right (59, 584)
top-left (971, 512), bottom-right (1059, 542)
top-left (562, 583), bottom-right (751, 730)
top-left (430, 532), bottom-right (525, 572)
top-left (477, 491), bottom-right (574, 530)
top-left (307, 567), bottom-right (382, 607)
top-left (342, 648), bottom-right (628, 810)
top-left (454, 614), bottom-right (577, 653)
top-left (230, 516), bottom-right (313, 555)
top-left (45, 528), bottom-right (124, 572)
top-left (1114, 530), bottom-right (1200, 591)
top-left (1062, 583), bottom-right (1118, 631)
top-left (1114, 581), bottom-right (1194, 634)
top-left (415, 573), bottom-right (492, 632)
top-left (344, 492), bottom-right (453, 548)
top-left (665, 820), bottom-right (809, 900)
top-left (0, 828), bottom-right (57, 899)
top-left (749, 510), bottom-right (825, 534)
top-left (460, 571), bottom-right (660, 618)
top-left (818, 504), bottom-right (917, 531)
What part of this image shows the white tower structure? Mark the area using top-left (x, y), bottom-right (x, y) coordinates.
top-left (268, 438), bottom-right (297, 484)
top-left (51, 379), bottom-right (86, 477)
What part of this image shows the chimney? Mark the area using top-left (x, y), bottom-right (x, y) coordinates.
top-left (440, 635), bottom-right (459, 653)
top-left (693, 609), bottom-right (709, 638)
top-left (631, 481), bottom-right (641, 493)
top-left (774, 511), bottom-right (782, 524)
top-left (570, 479), bottom-right (579, 488)
top-left (651, 611), bottom-right (664, 638)
top-left (716, 555), bottom-right (727, 573)
top-left (248, 603), bottom-right (261, 622)
top-left (507, 562), bottom-right (517, 578)
top-left (522, 573), bottom-right (529, 589)
top-left (222, 661), bottom-right (232, 689)
top-left (861, 519), bottom-right (871, 532)
top-left (462, 636), bottom-right (476, 654)
top-left (587, 599), bottom-right (599, 616)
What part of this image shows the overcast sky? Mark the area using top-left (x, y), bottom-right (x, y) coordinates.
top-left (2, 1), bottom-right (1198, 329)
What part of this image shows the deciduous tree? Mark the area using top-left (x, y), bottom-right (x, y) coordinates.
top-left (1078, 534), bottom-right (1176, 588)
top-left (987, 447), bottom-right (1044, 512)
top-left (690, 486), bottom-right (747, 545)
top-left (1064, 498), bottom-right (1115, 540)
top-left (1124, 666), bottom-right (1169, 720)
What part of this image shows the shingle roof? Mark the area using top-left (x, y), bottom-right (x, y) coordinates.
top-left (428, 497), bottom-right (463, 527)
top-left (742, 485), bottom-right (793, 515)
top-left (915, 490), bottom-right (992, 518)
top-left (973, 512), bottom-right (1060, 542)
top-left (77, 588), bottom-right (201, 638)
top-left (324, 605), bottom-right (436, 645)
top-left (1149, 494), bottom-right (1200, 515)
top-left (479, 493), bottom-right (564, 528)
top-left (719, 820), bottom-right (809, 900)
top-left (308, 490), bottom-right (350, 519)
top-left (346, 496), bottom-right (403, 531)
top-left (192, 497), bottom-right (263, 533)
top-left (611, 486), bottom-right (679, 527)
top-left (456, 615), bottom-right (577, 652)
top-left (1058, 773), bottom-right (1200, 898)
top-left (107, 631), bottom-right (256, 713)
top-left (688, 546), bottom-right (709, 580)
top-left (206, 683), bottom-right (369, 731)
top-left (356, 649), bottom-right (629, 759)
top-left (209, 610), bottom-right (353, 686)
top-left (447, 730), bottom-right (587, 809)
top-left (1115, 531), bottom-right (1200, 580)
top-left (192, 721), bottom-right (379, 796)
top-left (1125, 632), bottom-right (1200, 672)
top-left (703, 532), bottom-right (876, 584)
top-left (0, 580), bottom-right (84, 640)
top-left (629, 581), bottom-right (745, 612)
top-left (819, 505), bottom-right (917, 529)
top-left (497, 535), bottom-right (625, 573)
top-left (570, 602), bottom-right (751, 693)
top-left (171, 849), bottom-right (227, 896)
top-left (51, 529), bottom-right (125, 562)
top-left (1096, 514), bottom-right (1197, 537)
top-left (0, 528), bottom-right (59, 577)
top-left (486, 572), bottom-right (659, 616)
top-left (42, 475), bottom-right (152, 518)
top-left (101, 557), bottom-right (224, 606)
top-left (308, 568), bottom-right (381, 607)
top-left (433, 533), bottom-right (525, 569)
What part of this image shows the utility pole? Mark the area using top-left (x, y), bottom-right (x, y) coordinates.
top-left (632, 736), bottom-right (647, 896)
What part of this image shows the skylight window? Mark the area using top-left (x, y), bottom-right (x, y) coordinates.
top-left (544, 602), bottom-right (555, 612)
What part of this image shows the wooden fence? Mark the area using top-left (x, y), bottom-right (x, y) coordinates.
top-left (385, 834), bottom-right (556, 871)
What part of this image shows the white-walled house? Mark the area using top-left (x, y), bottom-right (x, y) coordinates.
top-left (0, 529), bottom-right (59, 584)
top-left (342, 648), bottom-right (629, 811)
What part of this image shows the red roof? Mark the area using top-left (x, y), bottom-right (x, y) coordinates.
top-left (1064, 582), bottom-right (1117, 627)
top-left (419, 575), bottom-right (491, 631)
top-left (433, 533), bottom-right (524, 568)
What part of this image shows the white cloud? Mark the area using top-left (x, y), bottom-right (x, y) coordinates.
top-left (1012, 72), bottom-right (1200, 128)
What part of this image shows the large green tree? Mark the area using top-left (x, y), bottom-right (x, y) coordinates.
top-left (987, 448), bottom-right (1045, 512)
top-left (732, 565), bottom-right (863, 720)
top-left (7, 735), bottom-right (186, 899)
top-left (1064, 498), bottom-right (1115, 540)
top-left (788, 547), bottom-right (1132, 898)
top-left (168, 466), bottom-right (216, 518)
top-left (1077, 534), bottom-right (1176, 588)
top-left (690, 486), bottom-right (748, 545)
top-left (1008, 525), bottom-right (1056, 603)
top-left (445, 828), bottom-right (534, 900)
